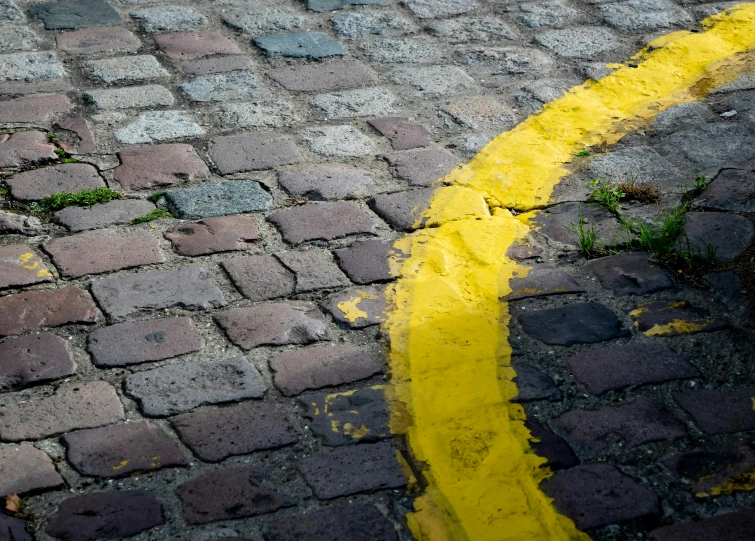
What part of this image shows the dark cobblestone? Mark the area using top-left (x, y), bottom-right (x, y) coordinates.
top-left (0, 513), bottom-right (31, 540)
top-left (585, 252), bottom-right (675, 296)
top-left (674, 388), bottom-right (755, 435)
top-left (324, 285), bottom-right (387, 329)
top-left (29, 0), bottom-right (121, 30)
top-left (519, 302), bottom-right (630, 346)
top-left (266, 504), bottom-right (398, 541)
top-left (678, 212), bottom-right (754, 262)
top-left (0, 287), bottom-right (97, 337)
top-left (369, 188), bottom-right (433, 231)
top-left (629, 299), bottom-right (729, 336)
top-left (649, 508), bottom-right (755, 540)
top-left (254, 32), bottom-right (344, 59)
top-left (0, 445), bottom-right (64, 496)
top-left (502, 265), bottom-right (585, 301)
top-left (525, 420), bottom-right (579, 470)
top-left (664, 445), bottom-right (755, 496)
top-left (334, 239), bottom-right (402, 284)
top-left (269, 202), bottom-right (378, 244)
top-left (0, 332), bottom-right (75, 392)
top-left (512, 362), bottom-right (562, 402)
top-left (165, 180), bottom-right (272, 219)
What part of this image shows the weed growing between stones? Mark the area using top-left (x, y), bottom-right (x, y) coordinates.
top-left (567, 211), bottom-right (598, 257)
top-left (0, 182), bottom-right (10, 200)
top-left (147, 191), bottom-right (166, 203)
top-left (28, 187), bottom-right (122, 216)
top-left (588, 178), bottom-right (624, 212)
top-left (129, 208), bottom-right (173, 225)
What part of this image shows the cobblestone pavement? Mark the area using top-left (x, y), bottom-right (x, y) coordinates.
top-left (1, 0), bottom-right (755, 539)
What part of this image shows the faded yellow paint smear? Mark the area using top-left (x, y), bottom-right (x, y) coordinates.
top-left (385, 5), bottom-right (755, 541)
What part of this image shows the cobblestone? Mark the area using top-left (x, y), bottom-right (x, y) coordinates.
top-left (599, 0), bottom-right (692, 31)
top-left (165, 180), bottom-right (272, 218)
top-left (332, 11), bottom-right (416, 39)
top-left (516, 1), bottom-right (579, 28)
top-left (154, 30), bottom-right (241, 60)
top-left (369, 188), bottom-right (433, 231)
top-left (300, 125), bottom-right (373, 157)
top-left (222, 254), bottom-right (295, 301)
top-left (335, 239), bottom-right (401, 284)
top-left (53, 200), bottom-right (156, 231)
top-left (0, 94), bottom-right (72, 123)
top-left (131, 5), bottom-right (207, 32)
top-left (269, 202), bottom-right (378, 244)
top-left (383, 149), bottom-right (458, 186)
top-left (693, 167), bottom-right (755, 212)
top-left (268, 60), bottom-right (376, 92)
top-left (660, 122), bottom-right (755, 170)
top-left (114, 110), bottom-right (205, 144)
top-left (278, 164), bottom-right (375, 200)
top-left (462, 46), bottom-right (554, 75)
top-left (525, 202), bottom-right (625, 247)
top-left (222, 6), bottom-right (308, 33)
top-left (0, 25), bottom-right (41, 53)
top-left (0, 445), bottom-right (64, 496)
top-left (678, 212), bottom-right (754, 262)
top-left (440, 96), bottom-right (515, 131)
top-left (56, 117), bottom-right (95, 153)
top-left (180, 73), bottom-right (270, 103)
top-left (7, 163), bottom-right (105, 201)
top-left (84, 55), bottom-right (169, 85)
top-left (429, 15), bottom-right (516, 42)
top-left (649, 509), bottom-right (755, 540)
top-left (534, 27), bottom-right (619, 58)
top-left (55, 27), bottom-right (140, 55)
top-left (324, 285), bottom-right (387, 329)
top-left (664, 445), bottom-right (755, 496)
top-left (502, 265), bottom-right (584, 301)
top-left (266, 504), bottom-right (398, 541)
top-left (0, 243), bottom-right (52, 289)
top-left (0, 513), bottom-right (30, 540)
top-left (674, 389), bottom-right (755, 435)
top-left (629, 299), bottom-right (729, 336)
top-left (0, 287), bottom-right (97, 337)
top-left (29, 0), bottom-right (121, 30)
top-left (585, 146), bottom-right (686, 193)
top-left (585, 252), bottom-right (675, 296)
top-left (165, 215), bottom-right (260, 256)
top-left (84, 85), bottom-right (174, 110)
top-left (114, 143), bottom-right (210, 191)
top-left (311, 87), bottom-right (396, 119)
top-left (0, 0), bottom-right (23, 22)
top-left (703, 271), bottom-right (753, 319)
top-left (390, 65), bottom-right (476, 97)
top-left (512, 362), bottom-right (562, 402)
top-left (519, 302), bottom-right (630, 346)
top-left (525, 420), bottom-right (579, 470)
top-left (0, 131), bottom-right (57, 168)
top-left (254, 32), bottom-right (344, 59)
top-left (216, 99), bottom-right (296, 130)
top-left (180, 55), bottom-right (253, 75)
top-left (368, 117), bottom-right (431, 150)
top-left (405, 0), bottom-right (477, 19)
top-left (361, 37), bottom-right (438, 63)
top-left (0, 332), bottom-right (75, 392)
top-left (210, 133), bottom-right (303, 174)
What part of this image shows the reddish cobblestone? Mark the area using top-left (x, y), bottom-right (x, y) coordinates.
top-left (53, 199), bottom-right (156, 232)
top-left (276, 249), bottom-right (350, 292)
top-left (506, 242), bottom-right (543, 260)
top-left (45, 228), bottom-right (164, 278)
top-left (674, 388), bottom-right (755, 435)
top-left (171, 401), bottom-right (298, 462)
top-left (269, 202), bottom-right (378, 244)
top-left (382, 148), bottom-right (458, 186)
top-left (649, 509), bottom-right (755, 541)
top-left (267, 504), bottom-right (398, 541)
top-left (278, 164), bottom-right (375, 201)
top-left (0, 244), bottom-right (53, 289)
top-left (335, 239), bottom-right (402, 284)
top-left (215, 302), bottom-right (329, 350)
top-left (63, 422), bottom-right (187, 477)
top-left (0, 381), bottom-right (124, 441)
top-left (88, 317), bottom-right (203, 367)
top-left (222, 254), bottom-right (295, 301)
top-left (299, 441), bottom-right (407, 500)
top-left (176, 466), bottom-right (293, 525)
top-left (6, 163), bottom-right (105, 201)
top-left (154, 30), bottom-right (242, 60)
top-left (0, 332), bottom-right (76, 392)
top-left (45, 491), bottom-right (165, 541)
top-left (113, 143), bottom-right (211, 191)
top-left (268, 60), bottom-right (377, 91)
top-left (56, 117), bottom-right (96, 154)
top-left (0, 445), bottom-right (65, 497)
top-left (210, 133), bottom-right (304, 175)
top-left (0, 94), bottom-right (73, 123)
top-left (323, 286), bottom-right (387, 329)
top-left (0, 130), bottom-right (57, 168)
top-left (0, 287), bottom-right (97, 337)
top-left (541, 464), bottom-right (661, 530)
top-left (165, 215), bottom-right (260, 256)
top-left (55, 27), bottom-right (141, 55)
top-left (270, 344), bottom-right (383, 397)
top-left (369, 188), bottom-right (433, 231)
top-left (369, 116), bottom-right (431, 150)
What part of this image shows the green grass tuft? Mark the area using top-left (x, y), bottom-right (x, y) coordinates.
top-left (588, 178), bottom-right (625, 213)
top-left (577, 150), bottom-right (590, 157)
top-left (129, 208), bottom-right (172, 225)
top-left (28, 187), bottom-right (122, 216)
top-left (568, 211), bottom-right (598, 258)
top-left (147, 191), bottom-right (166, 203)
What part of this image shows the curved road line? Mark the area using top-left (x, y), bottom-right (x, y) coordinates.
top-left (381, 5), bottom-right (755, 540)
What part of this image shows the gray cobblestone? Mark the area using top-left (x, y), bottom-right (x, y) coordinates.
top-left (131, 5), bottom-right (207, 32)
top-left (84, 85), bottom-right (174, 110)
top-left (84, 55), bottom-right (170, 85)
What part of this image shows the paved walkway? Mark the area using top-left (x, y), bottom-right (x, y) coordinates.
top-left (0, 0), bottom-right (754, 540)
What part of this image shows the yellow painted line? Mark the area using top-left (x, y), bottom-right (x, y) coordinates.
top-left (378, 5), bottom-right (755, 540)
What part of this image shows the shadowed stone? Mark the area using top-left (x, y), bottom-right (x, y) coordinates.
top-left (0, 287), bottom-right (97, 337)
top-left (266, 504), bottom-right (398, 541)
top-left (0, 130), bottom-right (56, 168)
top-left (678, 212), bottom-right (754, 262)
top-left (674, 389), bottom-right (755, 435)
top-left (694, 167), bottom-right (755, 212)
top-left (269, 202), bottom-right (378, 244)
top-left (526, 202), bottom-right (627, 247)
top-left (0, 512), bottom-right (31, 541)
top-left (382, 149), bottom-right (457, 186)
top-left (335, 239), bottom-right (402, 284)
top-left (519, 302), bottom-right (629, 346)
top-left (502, 265), bottom-right (584, 301)
top-left (512, 362), bottom-right (562, 402)
top-left (177, 467), bottom-right (293, 525)
top-left (53, 200), bottom-right (157, 232)
top-left (165, 215), bottom-right (260, 256)
top-left (703, 271), bottom-right (753, 319)
top-left (649, 509), bottom-right (755, 541)
top-left (567, 343), bottom-right (699, 395)
top-left (525, 420), bottom-right (579, 470)
top-left (165, 181), bottom-right (272, 219)
top-left (0, 244), bottom-right (52, 289)
top-left (254, 32), bottom-right (344, 59)
top-left (664, 445), bottom-right (755, 496)
top-left (629, 299), bottom-right (729, 337)
top-left (29, 0), bottom-right (121, 30)
top-left (278, 164), bottom-right (375, 201)
top-left (0, 333), bottom-right (75, 392)
top-left (268, 60), bottom-right (376, 92)
top-left (660, 123), bottom-right (755, 170)
top-left (585, 252), bottom-right (675, 296)
top-left (0, 446), bottom-right (64, 496)
top-left (0, 212), bottom-right (42, 235)
top-left (210, 133), bottom-right (303, 174)
top-left (7, 163), bottom-right (105, 201)
top-left (324, 286), bottom-right (387, 329)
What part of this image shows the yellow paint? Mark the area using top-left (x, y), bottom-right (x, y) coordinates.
top-left (336, 290), bottom-right (378, 323)
top-left (384, 5), bottom-right (755, 540)
top-left (112, 460), bottom-right (129, 471)
top-left (14, 252), bottom-right (52, 277)
top-left (641, 319), bottom-right (708, 336)
top-left (700, 469), bottom-right (755, 497)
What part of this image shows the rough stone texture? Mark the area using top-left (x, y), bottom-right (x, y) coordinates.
top-left (300, 386), bottom-right (390, 446)
top-left (53, 200), bottom-right (156, 232)
top-left (29, 0), bottom-right (121, 30)
top-left (222, 255), bottom-right (295, 301)
top-left (278, 250), bottom-right (350, 292)
top-left (269, 202), bottom-right (378, 244)
top-left (7, 163), bottom-right (105, 201)
top-left (311, 88), bottom-right (395, 119)
top-left (63, 422), bottom-right (187, 477)
top-left (585, 252), bottom-right (675, 296)
top-left (266, 504), bottom-right (398, 541)
top-left (369, 189), bottom-right (433, 231)
top-left (534, 27), bottom-right (619, 58)
top-left (278, 164), bottom-right (374, 201)
top-left (332, 11), bottom-right (416, 39)
top-left (180, 73), bottom-right (269, 103)
top-left (429, 15), bottom-right (516, 42)
top-left (254, 32), bottom-right (344, 59)
top-left (300, 125), bottom-right (373, 157)
top-left (215, 302), bottom-right (329, 350)
top-left (268, 60), bottom-right (376, 92)
top-left (519, 302), bottom-right (629, 346)
top-left (0, 211), bottom-right (42, 235)
top-left (88, 317), bottom-right (204, 367)
top-left (526, 202), bottom-right (627, 247)
top-left (405, 0), bottom-right (477, 18)
top-left (525, 420), bottom-right (579, 470)
top-left (567, 343), bottom-right (700, 395)
top-left (299, 441), bottom-right (406, 499)
top-left (0, 445), bottom-right (64, 496)
top-left (506, 242), bottom-right (543, 261)
top-left (439, 96), bottom-right (515, 130)
top-left (113, 143), bottom-right (210, 191)
top-left (55, 27), bottom-right (140, 55)
top-left (0, 25), bottom-right (41, 53)
top-left (165, 180), bottom-right (272, 219)
top-left (516, 1), bottom-right (578, 28)
top-left (124, 356), bottom-right (267, 416)
top-left (678, 212), bottom-right (754, 262)
top-left (674, 389), bottom-right (755, 435)
top-left (84, 85), bottom-right (174, 110)
top-left (369, 117), bottom-right (431, 150)
top-left (171, 401), bottom-right (298, 462)
top-left (512, 362), bottom-right (562, 402)
top-left (223, 6), bottom-right (309, 33)
top-left (323, 286), bottom-right (387, 329)
top-left (629, 299), bottom-right (729, 337)
top-left (335, 239), bottom-right (401, 284)
top-left (694, 167), bottom-right (755, 212)
top-left (541, 464), bottom-right (661, 530)
top-left (463, 46), bottom-right (554, 75)
top-left (57, 117), bottom-right (96, 153)
top-left (660, 123), bottom-right (755, 170)
top-left (0, 381), bottom-right (124, 441)
top-left (651, 101), bottom-right (718, 134)
top-left (270, 344), bottom-right (383, 397)
top-left (703, 271), bottom-right (753, 319)
top-left (0, 0), bottom-right (23, 22)
top-left (308, 0), bottom-right (388, 12)
top-left (0, 513), bottom-right (31, 541)
top-left (154, 30), bottom-right (240, 60)
top-left (556, 398), bottom-right (687, 455)
top-left (585, 146), bottom-right (686, 193)
top-left (131, 6), bottom-right (207, 32)
top-left (45, 491), bottom-right (164, 541)
top-left (0, 287), bottom-right (97, 337)
top-left (90, 266), bottom-right (226, 321)
top-left (84, 55), bottom-right (169, 84)
top-left (180, 55), bottom-right (254, 75)
top-left (390, 65), bottom-right (477, 96)
top-left (46, 228), bottom-right (164, 278)
top-left (0, 94), bottom-right (73, 122)
top-left (361, 37), bottom-right (438, 63)
top-left (165, 215), bottom-right (260, 256)
top-left (0, 332), bottom-right (75, 392)
top-left (382, 149), bottom-right (458, 186)
top-left (114, 110), bottom-right (204, 144)
top-left (0, 130), bottom-right (56, 168)
top-left (599, 0), bottom-right (692, 32)
top-left (649, 509), bottom-right (755, 541)
top-left (216, 100), bottom-right (296, 130)
top-left (664, 445), bottom-right (755, 496)
top-left (176, 466), bottom-right (293, 525)
top-left (502, 265), bottom-right (585, 301)
top-left (210, 133), bottom-right (303, 174)
top-left (0, 244), bottom-right (52, 289)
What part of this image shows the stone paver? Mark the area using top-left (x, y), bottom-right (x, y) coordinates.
top-left (369, 116), bottom-right (431, 150)
top-left (255, 32), bottom-right (344, 59)
top-left (369, 188), bottom-right (434, 231)
top-left (181, 73), bottom-right (270, 103)
top-left (300, 125), bottom-right (373, 157)
top-left (55, 27), bottom-right (140, 55)
top-left (277, 249), bottom-right (350, 292)
top-left (678, 212), bottom-right (754, 262)
top-left (53, 199), bottom-right (156, 231)
top-left (383, 149), bottom-right (458, 186)
top-left (585, 252), bottom-right (675, 295)
top-left (171, 401), bottom-right (298, 462)
top-left (45, 491), bottom-right (164, 541)
top-left (0, 445), bottom-right (64, 496)
top-left (87, 317), bottom-right (203, 367)
top-left (181, 55), bottom-right (253, 76)
top-left (84, 55), bottom-right (169, 85)
top-left (0, 333), bottom-right (75, 392)
top-left (269, 202), bottom-right (378, 244)
top-left (222, 254), bottom-right (295, 301)
top-left (84, 85), bottom-right (174, 110)
top-left (519, 302), bottom-right (630, 346)
top-left (674, 389), bottom-right (755, 435)
top-left (165, 180), bottom-right (272, 219)
top-left (534, 27), bottom-right (619, 58)
top-left (113, 143), bottom-right (210, 191)
top-left (526, 202), bottom-right (626, 247)
top-left (57, 117), bottom-right (96, 153)
top-left (0, 244), bottom-right (52, 289)
top-left (0, 130), bottom-right (57, 168)
top-left (6, 163), bottom-right (105, 201)
top-left (0, 381), bottom-right (124, 441)
top-left (216, 99), bottom-right (296, 130)
top-left (0, 25), bottom-right (41, 53)
top-left (311, 88), bottom-right (396, 119)
top-left (335, 239), bottom-right (402, 284)
top-left (694, 167), bottom-right (755, 212)
top-left (91, 266), bottom-right (226, 320)
top-left (63, 422), bottom-right (187, 477)
top-left (270, 344), bottom-right (383, 397)
top-left (649, 509), bottom-right (755, 541)
top-left (324, 286), bottom-right (388, 329)
top-left (154, 30), bottom-right (241, 60)
top-left (664, 444), bottom-right (755, 496)
top-left (512, 362), bottom-right (562, 402)
top-left (165, 215), bottom-right (260, 256)
top-left (268, 60), bottom-right (376, 92)
top-left (333, 11), bottom-right (416, 39)
top-left (660, 122), bottom-right (755, 170)
top-left (0, 211), bottom-right (41, 235)
top-left (629, 299), bottom-right (729, 337)
top-left (391, 65), bottom-right (476, 96)
top-left (176, 466), bottom-right (293, 525)
top-left (0, 287), bottom-right (97, 337)
top-left (525, 420), bottom-right (579, 470)
top-left (131, 6), bottom-right (207, 32)
top-left (124, 356), bottom-right (266, 416)
top-left (0, 94), bottom-right (73, 122)
top-left (502, 265), bottom-right (584, 301)
top-left (0, 513), bottom-right (30, 541)
top-left (210, 133), bottom-right (303, 174)
top-left (704, 271), bottom-right (753, 319)
top-left (278, 164), bottom-right (375, 201)
top-left (600, 0), bottom-right (692, 31)
top-left (267, 504), bottom-right (398, 541)
top-left (114, 110), bottom-right (204, 144)
top-left (29, 0), bottom-right (121, 30)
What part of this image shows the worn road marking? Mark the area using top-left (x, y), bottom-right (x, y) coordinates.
top-left (378, 5), bottom-right (755, 540)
